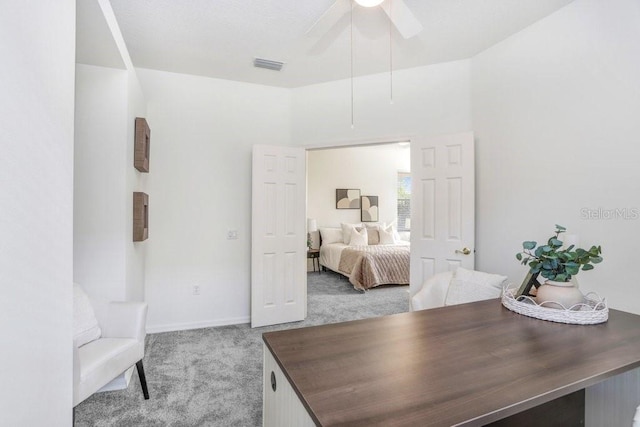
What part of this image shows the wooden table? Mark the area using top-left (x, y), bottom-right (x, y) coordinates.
top-left (262, 299), bottom-right (640, 426)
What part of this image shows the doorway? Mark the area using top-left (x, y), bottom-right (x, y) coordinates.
top-left (251, 132), bottom-right (475, 328)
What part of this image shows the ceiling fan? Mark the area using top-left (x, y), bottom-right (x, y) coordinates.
top-left (306, 0), bottom-right (423, 40)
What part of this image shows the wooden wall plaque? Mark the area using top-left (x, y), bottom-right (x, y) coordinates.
top-left (133, 192), bottom-right (149, 242)
top-left (134, 117), bottom-right (150, 172)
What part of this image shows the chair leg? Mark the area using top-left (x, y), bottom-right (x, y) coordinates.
top-left (136, 360), bottom-right (150, 400)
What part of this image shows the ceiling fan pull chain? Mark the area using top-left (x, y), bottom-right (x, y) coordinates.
top-left (351, 0), bottom-right (355, 129)
top-left (390, 0), bottom-right (393, 105)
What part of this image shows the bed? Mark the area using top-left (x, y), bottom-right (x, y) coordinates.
top-left (320, 239), bottom-right (410, 291)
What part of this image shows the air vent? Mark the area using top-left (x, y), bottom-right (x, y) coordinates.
top-left (253, 58), bottom-right (284, 71)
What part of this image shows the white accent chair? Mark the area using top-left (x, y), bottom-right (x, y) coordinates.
top-left (411, 268), bottom-right (508, 311)
top-left (411, 271), bottom-right (455, 311)
top-left (73, 293), bottom-right (149, 408)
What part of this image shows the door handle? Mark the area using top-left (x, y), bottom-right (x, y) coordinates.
top-left (456, 247), bottom-right (471, 255)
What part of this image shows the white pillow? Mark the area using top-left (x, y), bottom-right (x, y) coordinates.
top-left (444, 268), bottom-right (508, 306)
top-left (319, 227), bottom-right (343, 245)
top-left (454, 267), bottom-right (507, 290)
top-left (390, 225), bottom-right (401, 242)
top-left (378, 226), bottom-right (396, 245)
top-left (387, 220), bottom-right (404, 240)
top-left (341, 223), bottom-right (362, 245)
top-left (73, 284), bottom-right (102, 347)
top-left (378, 224), bottom-right (399, 245)
top-left (349, 227), bottom-right (368, 246)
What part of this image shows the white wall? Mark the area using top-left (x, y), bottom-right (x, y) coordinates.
top-left (138, 60), bottom-right (469, 331)
top-left (472, 0), bottom-right (640, 315)
top-left (74, 0), bottom-right (148, 303)
top-left (74, 65), bottom-right (128, 301)
top-left (0, 1), bottom-right (75, 425)
top-left (125, 70), bottom-right (148, 301)
top-left (74, 64), bottom-right (147, 303)
top-left (307, 144), bottom-right (410, 228)
top-left (292, 60), bottom-right (472, 145)
top-left (137, 68), bottom-right (291, 332)
top-left (136, 60), bottom-right (469, 331)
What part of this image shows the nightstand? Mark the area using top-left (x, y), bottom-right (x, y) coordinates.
top-left (307, 249), bottom-right (320, 274)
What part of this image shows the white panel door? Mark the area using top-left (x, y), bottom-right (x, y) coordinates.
top-left (410, 132), bottom-right (475, 297)
top-left (251, 145), bottom-right (306, 328)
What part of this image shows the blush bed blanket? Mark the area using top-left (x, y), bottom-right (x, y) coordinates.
top-left (337, 245), bottom-right (410, 291)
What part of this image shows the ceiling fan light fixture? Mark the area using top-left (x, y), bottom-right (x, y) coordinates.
top-left (354, 0), bottom-right (384, 8)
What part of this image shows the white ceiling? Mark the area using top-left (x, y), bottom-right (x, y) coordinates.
top-left (76, 0), bottom-right (125, 69)
top-left (78, 0), bottom-right (575, 88)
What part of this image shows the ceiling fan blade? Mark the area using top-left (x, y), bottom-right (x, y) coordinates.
top-left (380, 0), bottom-right (423, 39)
top-left (305, 0), bottom-right (352, 40)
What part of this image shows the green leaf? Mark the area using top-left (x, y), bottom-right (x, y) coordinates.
top-left (555, 224), bottom-right (566, 232)
top-left (582, 264), bottom-right (594, 271)
top-left (566, 266), bottom-right (580, 276)
top-left (535, 247), bottom-right (544, 257)
top-left (549, 238), bottom-right (563, 247)
top-left (542, 245), bottom-right (552, 253)
top-left (589, 246), bottom-right (602, 256)
top-left (555, 273), bottom-right (568, 282)
top-left (516, 253), bottom-right (523, 261)
top-left (591, 256), bottom-right (603, 264)
top-left (523, 241), bottom-right (537, 250)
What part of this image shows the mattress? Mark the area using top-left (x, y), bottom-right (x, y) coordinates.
top-left (319, 242), bottom-right (349, 273)
top-left (320, 241), bottom-right (410, 290)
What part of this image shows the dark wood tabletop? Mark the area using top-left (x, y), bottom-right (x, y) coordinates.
top-left (263, 299), bottom-right (640, 426)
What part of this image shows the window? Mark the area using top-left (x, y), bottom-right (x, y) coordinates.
top-left (397, 172), bottom-right (411, 231)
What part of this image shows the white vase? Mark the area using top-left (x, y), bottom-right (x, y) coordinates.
top-left (536, 280), bottom-right (584, 310)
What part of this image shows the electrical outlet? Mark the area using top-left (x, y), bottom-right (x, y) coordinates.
top-left (192, 285), bottom-right (200, 295)
top-left (227, 230), bottom-right (238, 240)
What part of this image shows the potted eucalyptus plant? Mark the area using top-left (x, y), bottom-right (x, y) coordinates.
top-left (515, 225), bottom-right (603, 308)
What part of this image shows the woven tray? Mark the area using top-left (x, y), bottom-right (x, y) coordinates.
top-left (502, 287), bottom-right (608, 325)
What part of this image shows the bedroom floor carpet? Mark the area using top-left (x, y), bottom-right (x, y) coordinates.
top-left (74, 271), bottom-right (410, 426)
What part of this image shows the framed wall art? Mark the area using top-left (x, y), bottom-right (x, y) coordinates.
top-left (133, 192), bottom-right (149, 242)
top-left (336, 189), bottom-right (361, 209)
top-left (361, 195), bottom-right (379, 222)
top-left (134, 117), bottom-right (150, 172)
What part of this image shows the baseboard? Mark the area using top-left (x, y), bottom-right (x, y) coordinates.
top-left (146, 316), bottom-right (251, 334)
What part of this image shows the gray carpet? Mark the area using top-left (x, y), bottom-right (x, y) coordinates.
top-left (75, 271), bottom-right (409, 426)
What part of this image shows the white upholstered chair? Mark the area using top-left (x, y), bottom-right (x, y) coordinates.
top-left (411, 268), bottom-right (508, 311)
top-left (73, 285), bottom-right (149, 408)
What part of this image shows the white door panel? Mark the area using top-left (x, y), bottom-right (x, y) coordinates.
top-left (410, 132), bottom-right (475, 297)
top-left (252, 145), bottom-right (306, 328)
